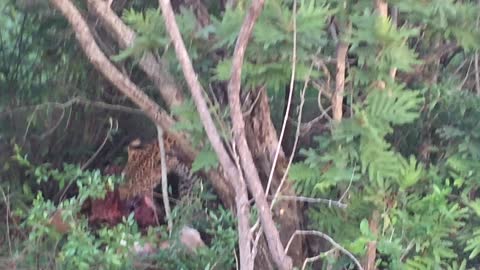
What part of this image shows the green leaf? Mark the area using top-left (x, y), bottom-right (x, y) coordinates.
top-left (191, 146), bottom-right (219, 173)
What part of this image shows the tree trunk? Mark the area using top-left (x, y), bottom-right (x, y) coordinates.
top-left (244, 88), bottom-right (304, 267)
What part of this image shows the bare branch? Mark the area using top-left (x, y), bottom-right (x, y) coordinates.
top-left (271, 58), bottom-right (314, 209)
top-left (59, 118), bottom-right (114, 202)
top-left (475, 52), bottom-right (480, 95)
top-left (48, 0), bottom-right (238, 209)
top-left (49, 0), bottom-right (176, 134)
top-left (86, 0), bottom-right (185, 108)
top-left (0, 97), bottom-right (144, 119)
top-left (286, 230), bottom-right (364, 270)
top-left (276, 195), bottom-right (347, 208)
top-left (0, 186), bottom-right (12, 257)
top-left (265, 0), bottom-right (298, 200)
top-left (157, 125), bottom-right (172, 234)
top-left (226, 0), bottom-right (292, 268)
top-left (156, 0), bottom-right (253, 268)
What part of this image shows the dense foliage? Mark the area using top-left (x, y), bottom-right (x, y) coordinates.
top-left (1, 0), bottom-right (480, 269)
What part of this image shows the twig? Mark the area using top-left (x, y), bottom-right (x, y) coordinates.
top-left (264, 0), bottom-right (298, 199)
top-left (285, 230), bottom-right (364, 270)
top-left (64, 105), bottom-right (73, 131)
top-left (270, 60), bottom-right (314, 208)
top-left (276, 195), bottom-right (347, 209)
top-left (315, 81), bottom-right (333, 122)
top-left (248, 195), bottom-right (347, 208)
top-left (475, 53), bottom-right (480, 95)
top-left (157, 125), bottom-right (172, 234)
top-left (242, 87), bottom-right (264, 117)
top-left (459, 57), bottom-right (474, 89)
top-left (234, 248), bottom-right (239, 270)
top-left (302, 253), bottom-right (323, 270)
top-left (339, 165), bottom-right (356, 203)
top-left (0, 97), bottom-right (144, 119)
top-left (0, 186), bottom-right (12, 256)
top-left (38, 105), bottom-right (66, 140)
top-left (81, 118), bottom-right (115, 170)
top-left (22, 106), bottom-right (39, 143)
top-left (254, 58), bottom-right (314, 260)
top-left (58, 118), bottom-right (114, 202)
top-left (400, 240), bottom-right (414, 261)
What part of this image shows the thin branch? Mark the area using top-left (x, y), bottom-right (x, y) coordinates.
top-left (156, 0), bottom-right (237, 185)
top-left (58, 117), bottom-right (114, 202)
top-left (314, 77), bottom-right (333, 122)
top-left (157, 125), bottom-right (172, 234)
top-left (156, 0), bottom-right (253, 268)
top-left (242, 87), bottom-right (264, 117)
top-left (339, 165), bottom-right (356, 203)
top-left (0, 97), bottom-right (144, 119)
top-left (49, 0), bottom-right (178, 134)
top-left (264, 0), bottom-right (298, 199)
top-left (475, 53), bottom-right (480, 95)
top-left (87, 0), bottom-right (185, 108)
top-left (302, 253), bottom-right (323, 270)
top-left (49, 0), bottom-right (235, 208)
top-left (275, 195), bottom-right (347, 209)
top-left (286, 230), bottom-right (364, 270)
top-left (225, 0), bottom-right (292, 268)
top-left (271, 59), bottom-right (315, 208)
top-left (254, 59), bottom-right (314, 261)
top-left (38, 106), bottom-right (66, 140)
top-left (459, 57), bottom-right (474, 90)
top-left (0, 186), bottom-right (12, 257)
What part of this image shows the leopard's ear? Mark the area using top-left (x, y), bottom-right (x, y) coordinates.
top-left (129, 138), bottom-right (142, 148)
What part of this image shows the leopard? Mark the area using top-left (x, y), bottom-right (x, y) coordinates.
top-left (118, 133), bottom-right (201, 201)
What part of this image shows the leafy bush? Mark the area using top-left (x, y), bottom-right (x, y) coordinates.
top-left (1, 150), bottom-right (237, 269)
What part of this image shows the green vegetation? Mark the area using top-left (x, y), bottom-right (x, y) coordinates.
top-left (1, 0), bottom-right (480, 269)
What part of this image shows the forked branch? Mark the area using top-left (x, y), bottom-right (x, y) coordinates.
top-left (227, 0), bottom-right (292, 269)
top-left (157, 0), bottom-right (253, 268)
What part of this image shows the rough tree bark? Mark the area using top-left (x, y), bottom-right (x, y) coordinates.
top-left (87, 0), bottom-right (185, 109)
top-left (86, 0), bottom-right (237, 208)
top-left (332, 42), bottom-right (348, 122)
top-left (48, 0), bottom-right (236, 209)
top-left (244, 88), bottom-right (304, 266)
top-left (51, 0), bottom-right (296, 268)
top-left (226, 0), bottom-right (293, 268)
top-left (156, 0), bottom-right (255, 268)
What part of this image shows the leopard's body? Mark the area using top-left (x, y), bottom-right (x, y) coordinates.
top-left (119, 134), bottom-right (200, 200)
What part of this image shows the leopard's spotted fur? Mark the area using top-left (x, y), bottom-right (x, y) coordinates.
top-left (118, 134), bottom-right (200, 200)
